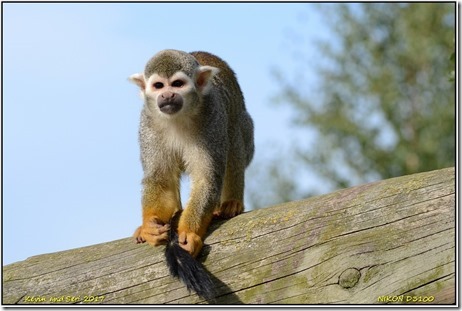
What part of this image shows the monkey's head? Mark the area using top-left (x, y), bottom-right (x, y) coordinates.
top-left (129, 49), bottom-right (219, 118)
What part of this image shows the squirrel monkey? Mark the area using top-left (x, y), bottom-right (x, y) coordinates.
top-left (129, 49), bottom-right (254, 299)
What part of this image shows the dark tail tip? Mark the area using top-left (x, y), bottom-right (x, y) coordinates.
top-left (165, 212), bottom-right (216, 301)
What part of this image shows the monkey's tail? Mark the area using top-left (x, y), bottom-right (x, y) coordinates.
top-left (165, 212), bottom-right (216, 302)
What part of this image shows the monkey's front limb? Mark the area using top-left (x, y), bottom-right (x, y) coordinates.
top-left (134, 177), bottom-right (181, 246)
top-left (177, 177), bottom-right (219, 258)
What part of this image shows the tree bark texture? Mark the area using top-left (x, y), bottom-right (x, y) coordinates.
top-left (3, 167), bottom-right (455, 305)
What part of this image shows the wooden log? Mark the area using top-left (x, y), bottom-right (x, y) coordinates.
top-left (3, 167), bottom-right (455, 305)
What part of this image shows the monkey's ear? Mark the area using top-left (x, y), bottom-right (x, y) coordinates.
top-left (128, 73), bottom-right (146, 90)
top-left (195, 66), bottom-right (219, 94)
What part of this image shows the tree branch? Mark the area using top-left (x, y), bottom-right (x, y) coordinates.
top-left (3, 167), bottom-right (455, 305)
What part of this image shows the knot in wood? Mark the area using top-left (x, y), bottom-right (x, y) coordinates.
top-left (338, 268), bottom-right (361, 289)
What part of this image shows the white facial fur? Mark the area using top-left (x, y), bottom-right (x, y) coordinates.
top-left (154, 72), bottom-right (196, 118)
top-left (129, 66), bottom-right (219, 119)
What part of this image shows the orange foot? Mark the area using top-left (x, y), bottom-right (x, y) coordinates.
top-left (133, 217), bottom-right (170, 246)
top-left (213, 200), bottom-right (244, 219)
top-left (178, 231), bottom-right (203, 258)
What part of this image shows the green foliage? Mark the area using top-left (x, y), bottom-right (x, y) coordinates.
top-left (273, 3), bottom-right (455, 201)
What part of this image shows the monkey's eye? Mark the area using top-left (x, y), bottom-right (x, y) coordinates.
top-left (153, 82), bottom-right (164, 89)
top-left (172, 80), bottom-right (185, 88)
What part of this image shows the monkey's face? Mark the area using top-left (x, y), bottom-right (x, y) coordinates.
top-left (129, 50), bottom-right (219, 118)
top-left (130, 65), bottom-right (219, 119)
top-left (143, 72), bottom-right (198, 117)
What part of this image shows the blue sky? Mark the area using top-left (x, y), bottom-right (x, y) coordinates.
top-left (3, 3), bottom-right (330, 265)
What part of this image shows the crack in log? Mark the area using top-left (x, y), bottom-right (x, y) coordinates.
top-left (4, 245), bottom-right (149, 282)
top-left (14, 293), bottom-right (27, 305)
top-left (397, 272), bottom-right (455, 297)
top-left (391, 242), bottom-right (453, 267)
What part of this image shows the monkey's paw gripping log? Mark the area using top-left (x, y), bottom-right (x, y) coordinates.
top-left (133, 218), bottom-right (170, 246)
top-left (178, 231), bottom-right (203, 258)
top-left (213, 200), bottom-right (244, 219)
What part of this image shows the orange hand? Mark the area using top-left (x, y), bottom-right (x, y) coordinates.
top-left (178, 231), bottom-right (203, 258)
top-left (133, 217), bottom-right (170, 246)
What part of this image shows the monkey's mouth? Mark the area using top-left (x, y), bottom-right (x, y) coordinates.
top-left (158, 102), bottom-right (183, 115)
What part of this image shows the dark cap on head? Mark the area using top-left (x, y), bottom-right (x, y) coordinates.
top-left (144, 49), bottom-right (199, 78)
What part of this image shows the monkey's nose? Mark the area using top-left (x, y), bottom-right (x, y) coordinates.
top-left (161, 91), bottom-right (175, 99)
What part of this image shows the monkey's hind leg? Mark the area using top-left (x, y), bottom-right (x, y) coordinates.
top-left (214, 161), bottom-right (245, 219)
top-left (134, 176), bottom-right (181, 246)
top-left (214, 199), bottom-right (243, 219)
